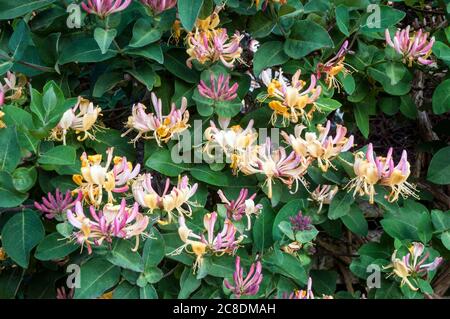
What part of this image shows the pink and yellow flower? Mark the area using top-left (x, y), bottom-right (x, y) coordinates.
top-left (282, 120), bottom-right (354, 172)
top-left (140, 0), bottom-right (177, 14)
top-left (67, 199), bottom-right (149, 254)
top-left (385, 26), bottom-right (435, 67)
top-left (171, 212), bottom-right (244, 272)
top-left (316, 40), bottom-right (352, 91)
top-left (72, 147), bottom-right (140, 206)
top-left (132, 173), bottom-right (198, 224)
top-left (35, 189), bottom-right (83, 220)
top-left (122, 94), bottom-right (189, 146)
top-left (198, 74), bottom-right (239, 101)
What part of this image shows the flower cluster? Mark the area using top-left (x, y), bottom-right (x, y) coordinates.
top-left (186, 11), bottom-right (243, 68)
top-left (50, 97), bottom-right (103, 145)
top-left (384, 242), bottom-right (442, 291)
top-left (140, 0), bottom-right (177, 14)
top-left (345, 144), bottom-right (418, 204)
top-left (385, 26), bottom-right (435, 66)
top-left (0, 72), bottom-right (26, 107)
top-left (198, 74), bottom-right (239, 102)
top-left (282, 120), bottom-right (354, 172)
top-left (280, 277), bottom-right (333, 299)
top-left (72, 148), bottom-right (140, 206)
top-left (34, 189), bottom-right (82, 220)
top-left (217, 188), bottom-right (262, 230)
top-left (132, 173), bottom-right (198, 224)
top-left (316, 40), bottom-right (352, 91)
top-left (309, 184), bottom-right (338, 214)
top-left (171, 212), bottom-right (244, 272)
top-left (224, 256), bottom-right (263, 298)
top-left (81, 0), bottom-right (131, 18)
top-left (289, 211), bottom-right (312, 232)
top-left (67, 199), bottom-right (149, 254)
top-left (259, 69), bottom-right (322, 125)
top-left (122, 93), bottom-right (189, 146)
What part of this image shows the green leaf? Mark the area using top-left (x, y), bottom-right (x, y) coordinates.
top-left (0, 268), bottom-right (23, 299)
top-left (85, 129), bottom-right (135, 162)
top-left (253, 41), bottom-right (289, 76)
top-left (113, 281), bottom-right (140, 299)
top-left (0, 171), bottom-right (28, 208)
top-left (146, 148), bottom-right (191, 177)
top-left (34, 233), bottom-right (78, 261)
top-left (341, 206), bottom-right (368, 236)
top-left (380, 206), bottom-right (431, 242)
top-left (127, 63), bottom-right (156, 91)
top-left (126, 43), bottom-right (164, 64)
top-left (273, 199), bottom-right (307, 241)
top-left (335, 5), bottom-right (350, 36)
top-left (190, 165), bottom-right (230, 187)
top-left (94, 28), bottom-right (117, 54)
top-left (107, 239), bottom-right (144, 273)
top-left (74, 258), bottom-right (121, 299)
top-left (315, 98), bottom-right (342, 113)
top-left (427, 146), bottom-right (450, 185)
top-left (0, 60), bottom-right (13, 76)
top-left (310, 270), bottom-right (338, 296)
top-left (263, 250), bottom-right (307, 285)
top-left (328, 191), bottom-right (355, 220)
top-left (252, 198), bottom-right (275, 251)
top-left (59, 37), bottom-right (117, 64)
top-left (0, 126), bottom-right (21, 173)
top-left (30, 81), bottom-right (68, 129)
top-left (129, 19), bottom-right (162, 48)
top-left (295, 227), bottom-right (319, 244)
top-left (284, 20), bottom-right (333, 59)
top-left (8, 20), bottom-right (32, 60)
top-left (354, 103), bottom-right (370, 138)
top-left (143, 229), bottom-right (165, 267)
top-left (399, 95), bottom-right (417, 119)
top-left (143, 266), bottom-right (164, 284)
top-left (432, 79), bottom-right (450, 115)
top-left (178, 0), bottom-right (204, 31)
top-left (1, 210), bottom-right (44, 268)
top-left (38, 145), bottom-right (76, 166)
top-left (0, 0), bottom-right (55, 20)
top-left (93, 72), bottom-right (123, 97)
top-left (140, 284), bottom-right (158, 299)
top-left (360, 6), bottom-right (406, 32)
top-left (12, 167), bottom-right (37, 193)
top-left (164, 49), bottom-right (199, 84)
top-left (248, 11), bottom-right (276, 39)
top-left (178, 267), bottom-right (201, 298)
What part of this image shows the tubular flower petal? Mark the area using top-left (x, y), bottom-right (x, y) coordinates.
top-left (280, 277), bottom-right (333, 299)
top-left (140, 0), bottom-right (177, 14)
top-left (132, 173), bottom-right (198, 224)
top-left (0, 71), bottom-right (27, 107)
top-left (81, 0), bottom-right (132, 18)
top-left (203, 120), bottom-right (258, 174)
top-left (384, 242), bottom-right (443, 291)
top-left (309, 184), bottom-right (338, 214)
top-left (316, 40), bottom-right (352, 91)
top-left (282, 120), bottom-right (354, 172)
top-left (34, 189), bottom-right (83, 220)
top-left (67, 199), bottom-right (149, 254)
top-left (238, 138), bottom-right (311, 199)
top-left (258, 68), bottom-right (322, 125)
top-left (289, 211), bottom-right (312, 232)
top-left (217, 188), bottom-right (262, 230)
top-left (198, 73), bottom-right (239, 101)
top-left (73, 147), bottom-right (140, 206)
top-left (122, 94), bottom-right (189, 146)
top-left (224, 256), bottom-right (263, 298)
top-left (170, 213), bottom-right (244, 273)
top-left (385, 26), bottom-right (435, 67)
top-left (50, 96), bottom-right (103, 145)
top-left (344, 144), bottom-right (418, 204)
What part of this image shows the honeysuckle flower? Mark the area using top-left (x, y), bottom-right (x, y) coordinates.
top-left (122, 94), bottom-right (189, 146)
top-left (0, 247), bottom-right (6, 261)
top-left (198, 74), bottom-right (239, 101)
top-left (259, 68), bottom-right (322, 125)
top-left (239, 138), bottom-right (310, 199)
top-left (0, 72), bottom-right (26, 107)
top-left (50, 97), bottom-right (103, 145)
top-left (34, 189), bottom-right (83, 220)
top-left (384, 242), bottom-right (443, 291)
top-left (67, 199), bottom-right (149, 254)
top-left (379, 149), bottom-right (418, 203)
top-left (72, 148), bottom-right (140, 206)
top-left (224, 256), bottom-right (263, 298)
top-left (345, 144), bottom-right (417, 204)
top-left (81, 0), bottom-right (131, 18)
top-left (255, 0), bottom-right (287, 10)
top-left (140, 0), bottom-right (177, 14)
top-left (132, 173), bottom-right (198, 225)
top-left (309, 184), bottom-right (338, 214)
top-left (217, 189), bottom-right (262, 230)
top-left (281, 277), bottom-right (315, 299)
top-left (204, 120), bottom-right (258, 174)
top-left (385, 26), bottom-right (435, 66)
top-left (289, 211), bottom-right (312, 232)
top-left (282, 120), bottom-right (354, 172)
top-left (186, 28), bottom-right (244, 68)
top-left (170, 213), bottom-right (244, 272)
top-left (316, 40), bottom-right (352, 91)
top-left (248, 39), bottom-right (260, 53)
top-left (0, 110), bottom-right (5, 129)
